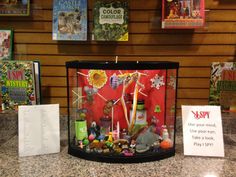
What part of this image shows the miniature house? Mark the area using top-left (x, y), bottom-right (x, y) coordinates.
top-left (66, 61), bottom-right (179, 163)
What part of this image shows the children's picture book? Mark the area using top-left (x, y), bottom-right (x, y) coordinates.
top-left (52, 0), bottom-right (87, 41)
top-left (0, 0), bottom-right (30, 16)
top-left (209, 62), bottom-right (236, 112)
top-left (0, 29), bottom-right (13, 60)
top-left (93, 0), bottom-right (128, 41)
top-left (162, 0), bottom-right (205, 29)
top-left (0, 60), bottom-right (41, 111)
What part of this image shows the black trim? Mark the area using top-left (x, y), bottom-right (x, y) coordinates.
top-left (66, 60), bottom-right (179, 163)
top-left (68, 145), bottom-right (175, 163)
top-left (66, 67), bottom-right (71, 147)
top-left (66, 61), bottom-right (179, 70)
top-left (173, 68), bottom-right (179, 150)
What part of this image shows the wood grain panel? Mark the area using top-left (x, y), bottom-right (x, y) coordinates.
top-left (15, 55), bottom-right (234, 67)
top-left (1, 0), bottom-right (235, 115)
top-left (15, 44), bottom-right (236, 56)
top-left (178, 78), bottom-right (210, 88)
top-left (177, 99), bottom-right (209, 108)
top-left (178, 89), bottom-right (210, 99)
top-left (2, 9), bottom-right (235, 23)
top-left (41, 77), bottom-right (66, 87)
top-left (30, 0), bottom-right (236, 10)
top-left (1, 21), bottom-right (236, 34)
top-left (14, 33), bottom-right (236, 45)
top-left (39, 66), bottom-right (211, 78)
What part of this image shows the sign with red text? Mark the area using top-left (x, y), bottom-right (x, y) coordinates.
top-left (182, 106), bottom-right (224, 157)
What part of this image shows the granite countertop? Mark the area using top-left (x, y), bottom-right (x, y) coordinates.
top-left (0, 113), bottom-right (236, 177)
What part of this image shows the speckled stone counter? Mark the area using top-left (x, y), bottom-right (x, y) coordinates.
top-left (0, 112), bottom-right (236, 177)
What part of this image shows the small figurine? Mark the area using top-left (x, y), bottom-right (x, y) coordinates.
top-left (77, 108), bottom-right (88, 120)
top-left (84, 86), bottom-right (98, 103)
top-left (85, 146), bottom-right (91, 153)
top-left (100, 116), bottom-right (112, 135)
top-left (103, 100), bottom-right (113, 115)
top-left (107, 132), bottom-right (113, 142)
top-left (79, 141), bottom-right (84, 149)
top-left (88, 121), bottom-right (100, 138)
top-left (110, 74), bottom-right (122, 89)
top-left (130, 139), bottom-right (136, 149)
top-left (160, 139), bottom-right (172, 149)
top-left (82, 138), bottom-right (89, 146)
top-left (105, 141), bottom-right (113, 148)
top-left (122, 149), bottom-right (134, 156)
top-left (162, 128), bottom-right (169, 140)
top-left (135, 126), bottom-right (160, 153)
top-left (88, 133), bottom-right (95, 142)
top-left (97, 134), bottom-right (105, 141)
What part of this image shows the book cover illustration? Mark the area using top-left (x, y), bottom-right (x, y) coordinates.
top-left (162, 0), bottom-right (205, 29)
top-left (0, 29), bottom-right (13, 60)
top-left (1, 61), bottom-right (37, 110)
top-left (53, 0), bottom-right (87, 41)
top-left (0, 0), bottom-right (30, 16)
top-left (209, 62), bottom-right (236, 112)
top-left (93, 0), bottom-right (128, 41)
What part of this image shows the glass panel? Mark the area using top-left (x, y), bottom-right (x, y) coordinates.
top-left (166, 69), bottom-right (177, 144)
top-left (68, 68), bottom-right (176, 151)
top-left (68, 68), bottom-right (79, 145)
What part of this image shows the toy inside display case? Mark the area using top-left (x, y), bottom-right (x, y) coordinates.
top-left (66, 61), bottom-right (179, 163)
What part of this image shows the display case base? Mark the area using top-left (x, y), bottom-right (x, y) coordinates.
top-left (68, 146), bottom-right (175, 163)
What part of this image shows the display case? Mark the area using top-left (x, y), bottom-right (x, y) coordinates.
top-left (66, 61), bottom-right (179, 163)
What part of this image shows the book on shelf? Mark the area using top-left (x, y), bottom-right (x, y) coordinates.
top-left (0, 29), bottom-right (13, 60)
top-left (0, 60), bottom-right (41, 111)
top-left (209, 62), bottom-right (236, 112)
top-left (161, 0), bottom-right (205, 29)
top-left (52, 0), bottom-right (88, 41)
top-left (93, 0), bottom-right (129, 41)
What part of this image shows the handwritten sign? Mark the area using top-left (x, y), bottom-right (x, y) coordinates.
top-left (182, 106), bottom-right (224, 157)
top-left (18, 104), bottom-right (60, 157)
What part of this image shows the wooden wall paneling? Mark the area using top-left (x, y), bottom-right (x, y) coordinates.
top-left (0, 0), bottom-right (235, 116)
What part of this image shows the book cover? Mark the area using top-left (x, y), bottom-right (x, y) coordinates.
top-left (209, 62), bottom-right (236, 112)
top-left (162, 0), bottom-right (205, 29)
top-left (93, 0), bottom-right (128, 41)
top-left (0, 29), bottom-right (13, 60)
top-left (0, 0), bottom-right (30, 16)
top-left (0, 60), bottom-right (40, 110)
top-left (52, 0), bottom-right (87, 41)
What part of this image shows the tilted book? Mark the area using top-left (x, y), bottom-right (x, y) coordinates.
top-left (93, 0), bottom-right (129, 41)
top-left (162, 0), bottom-right (205, 29)
top-left (53, 0), bottom-right (87, 41)
top-left (0, 60), bottom-right (41, 111)
top-left (209, 62), bottom-right (236, 112)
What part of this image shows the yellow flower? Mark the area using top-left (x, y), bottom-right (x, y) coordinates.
top-left (88, 70), bottom-right (107, 89)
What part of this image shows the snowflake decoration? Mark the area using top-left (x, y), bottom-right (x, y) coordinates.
top-left (150, 74), bottom-right (165, 90)
top-left (168, 76), bottom-right (176, 89)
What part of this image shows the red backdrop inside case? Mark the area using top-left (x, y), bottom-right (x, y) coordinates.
top-left (77, 69), bottom-right (167, 129)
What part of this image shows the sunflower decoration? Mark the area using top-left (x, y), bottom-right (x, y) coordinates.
top-left (88, 70), bottom-right (108, 89)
